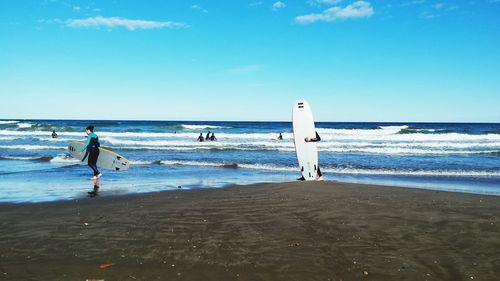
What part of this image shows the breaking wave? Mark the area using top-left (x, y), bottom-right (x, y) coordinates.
top-left (0, 145), bottom-right (65, 150)
top-left (180, 124), bottom-right (229, 130)
top-left (2, 127), bottom-right (500, 155)
top-left (0, 120), bottom-right (20, 125)
top-left (50, 155), bottom-right (81, 164)
top-left (0, 156), bottom-right (53, 162)
top-left (127, 160), bottom-right (500, 177)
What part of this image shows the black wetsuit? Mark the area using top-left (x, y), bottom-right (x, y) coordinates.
top-left (307, 132), bottom-right (322, 177)
top-left (82, 133), bottom-right (100, 176)
top-left (299, 131), bottom-right (322, 179)
top-left (309, 132), bottom-right (321, 142)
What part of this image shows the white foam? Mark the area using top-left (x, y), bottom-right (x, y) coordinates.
top-left (318, 146), bottom-right (498, 155)
top-left (50, 155), bottom-right (80, 164)
top-left (0, 121), bottom-right (19, 124)
top-left (324, 133), bottom-right (500, 142)
top-left (89, 135), bottom-right (500, 154)
top-left (16, 122), bottom-right (32, 128)
top-left (158, 160), bottom-right (289, 171)
top-left (2, 128), bottom-right (500, 142)
top-left (1, 126), bottom-right (500, 155)
top-left (131, 160), bottom-right (156, 165)
top-left (0, 156), bottom-right (43, 161)
top-left (0, 145), bottom-right (64, 150)
top-left (102, 137), bottom-right (291, 147)
top-left (327, 167), bottom-right (500, 177)
top-left (154, 160), bottom-right (500, 177)
top-left (316, 125), bottom-right (408, 136)
top-left (0, 130), bottom-right (193, 141)
top-left (102, 137), bottom-right (198, 147)
top-left (181, 124), bottom-right (228, 130)
top-left (320, 141), bottom-right (500, 149)
top-left (160, 160), bottom-right (223, 167)
top-left (118, 145), bottom-right (292, 152)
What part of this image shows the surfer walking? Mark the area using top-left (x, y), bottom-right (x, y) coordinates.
top-left (79, 125), bottom-right (102, 180)
top-left (299, 131), bottom-right (324, 181)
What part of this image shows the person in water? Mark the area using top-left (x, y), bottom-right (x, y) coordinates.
top-left (79, 125), bottom-right (102, 180)
top-left (277, 133), bottom-right (283, 140)
top-left (51, 130), bottom-right (58, 138)
top-left (210, 132), bottom-right (217, 141)
top-left (197, 133), bottom-right (204, 142)
top-left (205, 131), bottom-right (211, 141)
top-left (298, 131), bottom-right (323, 181)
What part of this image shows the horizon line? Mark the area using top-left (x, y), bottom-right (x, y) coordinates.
top-left (0, 118), bottom-right (499, 124)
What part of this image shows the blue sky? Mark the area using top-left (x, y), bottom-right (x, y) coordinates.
top-left (1, 0), bottom-right (499, 122)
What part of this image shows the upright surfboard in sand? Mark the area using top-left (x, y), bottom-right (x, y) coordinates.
top-left (68, 141), bottom-right (131, 171)
top-left (292, 100), bottom-right (319, 181)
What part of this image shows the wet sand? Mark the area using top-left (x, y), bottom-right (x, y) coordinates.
top-left (0, 181), bottom-right (499, 280)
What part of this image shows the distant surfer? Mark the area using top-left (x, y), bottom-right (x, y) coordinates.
top-left (305, 131), bottom-right (321, 143)
top-left (210, 133), bottom-right (217, 141)
top-left (297, 131), bottom-right (323, 181)
top-left (51, 130), bottom-right (58, 138)
top-left (205, 131), bottom-right (211, 141)
top-left (79, 125), bottom-right (102, 180)
top-left (277, 133), bottom-right (283, 140)
top-left (197, 133), bottom-right (204, 142)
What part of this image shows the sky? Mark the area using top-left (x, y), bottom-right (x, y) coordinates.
top-left (1, 0), bottom-right (499, 122)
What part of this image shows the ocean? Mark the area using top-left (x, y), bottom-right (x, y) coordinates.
top-left (0, 119), bottom-right (499, 202)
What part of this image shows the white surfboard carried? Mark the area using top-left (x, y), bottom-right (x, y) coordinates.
top-left (292, 100), bottom-right (319, 181)
top-left (68, 141), bottom-right (131, 171)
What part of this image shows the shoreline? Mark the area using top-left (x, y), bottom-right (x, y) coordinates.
top-left (1, 178), bottom-right (499, 206)
top-left (1, 181), bottom-right (499, 280)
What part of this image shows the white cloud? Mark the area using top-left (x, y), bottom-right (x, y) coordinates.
top-left (191, 4), bottom-right (208, 13)
top-left (431, 2), bottom-right (458, 11)
top-left (72, 6), bottom-right (80, 11)
top-left (311, 0), bottom-right (343, 5)
top-left (229, 64), bottom-right (263, 73)
top-left (401, 0), bottom-right (426, 6)
top-left (65, 16), bottom-right (187, 30)
top-left (295, 1), bottom-right (373, 24)
top-left (420, 11), bottom-right (437, 19)
top-left (433, 2), bottom-right (445, 9)
top-left (38, 18), bottom-right (63, 24)
top-left (249, 1), bottom-right (263, 6)
top-left (272, 1), bottom-right (286, 11)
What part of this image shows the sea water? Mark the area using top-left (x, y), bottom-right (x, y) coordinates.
top-left (0, 120), bottom-right (499, 202)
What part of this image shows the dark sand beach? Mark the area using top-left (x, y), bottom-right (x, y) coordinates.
top-left (0, 181), bottom-right (499, 281)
